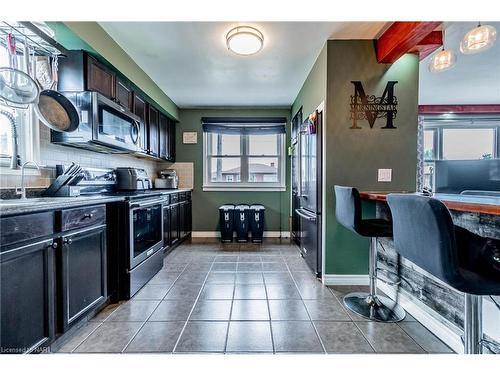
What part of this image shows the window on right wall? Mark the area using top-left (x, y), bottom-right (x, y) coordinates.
top-left (423, 118), bottom-right (500, 161)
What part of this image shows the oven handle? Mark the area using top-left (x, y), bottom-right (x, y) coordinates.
top-left (130, 198), bottom-right (166, 209)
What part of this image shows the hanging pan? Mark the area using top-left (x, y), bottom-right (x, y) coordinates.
top-left (32, 55), bottom-right (79, 132)
top-left (0, 33), bottom-right (39, 108)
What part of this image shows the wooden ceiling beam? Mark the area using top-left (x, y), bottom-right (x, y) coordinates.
top-left (377, 22), bottom-right (442, 63)
top-left (408, 31), bottom-right (443, 60)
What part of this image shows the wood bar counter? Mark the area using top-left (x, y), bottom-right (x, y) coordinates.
top-left (356, 191), bottom-right (500, 353)
top-left (360, 192), bottom-right (500, 216)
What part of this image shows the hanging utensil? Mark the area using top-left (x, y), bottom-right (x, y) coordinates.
top-left (35, 55), bottom-right (55, 90)
top-left (0, 33), bottom-right (39, 108)
top-left (33, 54), bottom-right (80, 133)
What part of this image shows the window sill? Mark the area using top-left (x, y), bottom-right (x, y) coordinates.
top-left (203, 185), bottom-right (286, 192)
top-left (0, 165), bottom-right (41, 176)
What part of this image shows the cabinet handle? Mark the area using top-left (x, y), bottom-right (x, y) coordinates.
top-left (48, 241), bottom-right (58, 249)
top-left (83, 213), bottom-right (94, 219)
top-left (64, 238), bottom-right (73, 245)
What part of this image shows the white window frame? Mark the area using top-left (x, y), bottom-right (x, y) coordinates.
top-left (0, 44), bottom-right (41, 176)
top-left (0, 105), bottom-right (41, 175)
top-left (203, 132), bottom-right (286, 191)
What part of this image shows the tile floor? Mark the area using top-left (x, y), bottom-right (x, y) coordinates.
top-left (55, 239), bottom-right (454, 354)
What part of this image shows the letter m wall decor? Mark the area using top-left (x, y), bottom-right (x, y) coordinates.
top-left (349, 81), bottom-right (398, 129)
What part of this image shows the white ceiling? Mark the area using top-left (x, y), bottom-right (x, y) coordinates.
top-left (100, 22), bottom-right (388, 108)
top-left (419, 22), bottom-right (500, 105)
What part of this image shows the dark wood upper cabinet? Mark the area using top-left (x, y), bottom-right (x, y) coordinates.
top-left (147, 105), bottom-right (159, 157)
top-left (86, 55), bottom-right (115, 98)
top-left (133, 93), bottom-right (147, 152)
top-left (159, 113), bottom-right (168, 160)
top-left (58, 50), bottom-right (177, 160)
top-left (115, 78), bottom-right (134, 111)
top-left (168, 121), bottom-right (176, 162)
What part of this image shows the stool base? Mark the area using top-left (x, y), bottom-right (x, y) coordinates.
top-left (343, 292), bottom-right (406, 322)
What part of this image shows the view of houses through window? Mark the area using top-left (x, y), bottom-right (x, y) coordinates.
top-left (204, 131), bottom-right (284, 189)
top-left (422, 118), bottom-right (500, 190)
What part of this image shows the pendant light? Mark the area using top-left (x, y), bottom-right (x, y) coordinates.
top-left (460, 23), bottom-right (497, 54)
top-left (429, 28), bottom-right (457, 73)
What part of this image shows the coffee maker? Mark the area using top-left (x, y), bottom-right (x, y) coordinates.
top-left (155, 169), bottom-right (179, 189)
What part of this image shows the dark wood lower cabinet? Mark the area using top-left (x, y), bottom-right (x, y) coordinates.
top-left (0, 238), bottom-right (56, 353)
top-left (185, 199), bottom-right (192, 236)
top-left (163, 196), bottom-right (192, 250)
top-left (170, 203), bottom-right (180, 246)
top-left (59, 225), bottom-right (107, 332)
top-left (163, 205), bottom-right (171, 249)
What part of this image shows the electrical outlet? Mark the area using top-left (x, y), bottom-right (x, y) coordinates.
top-left (378, 168), bottom-right (392, 182)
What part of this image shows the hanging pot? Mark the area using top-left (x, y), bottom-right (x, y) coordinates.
top-left (32, 55), bottom-right (79, 132)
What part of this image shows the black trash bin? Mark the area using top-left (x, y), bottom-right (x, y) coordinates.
top-left (249, 204), bottom-right (265, 243)
top-left (234, 204), bottom-right (250, 243)
top-left (219, 204), bottom-right (235, 242)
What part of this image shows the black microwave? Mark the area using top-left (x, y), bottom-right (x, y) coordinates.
top-left (51, 91), bottom-right (142, 153)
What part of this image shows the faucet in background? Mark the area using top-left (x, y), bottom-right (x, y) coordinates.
top-left (16, 161), bottom-right (41, 199)
top-left (0, 109), bottom-right (19, 169)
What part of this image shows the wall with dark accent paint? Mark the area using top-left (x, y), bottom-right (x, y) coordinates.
top-left (292, 40), bottom-right (419, 275)
top-left (325, 40), bottom-right (419, 275)
top-left (175, 108), bottom-right (291, 232)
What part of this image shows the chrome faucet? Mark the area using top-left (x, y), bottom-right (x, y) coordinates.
top-left (16, 161), bottom-right (41, 199)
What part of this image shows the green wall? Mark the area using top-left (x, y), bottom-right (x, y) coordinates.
top-left (292, 40), bottom-right (419, 275)
top-left (49, 22), bottom-right (179, 120)
top-left (325, 40), bottom-right (419, 274)
top-left (292, 43), bottom-right (327, 118)
top-left (176, 108), bottom-right (291, 233)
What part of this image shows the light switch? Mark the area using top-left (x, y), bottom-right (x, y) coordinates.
top-left (378, 169), bottom-right (392, 182)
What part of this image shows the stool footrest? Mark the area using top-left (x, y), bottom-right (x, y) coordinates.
top-left (343, 292), bottom-right (406, 323)
top-left (376, 268), bottom-right (401, 286)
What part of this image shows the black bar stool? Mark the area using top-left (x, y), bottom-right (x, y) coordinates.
top-left (387, 194), bottom-right (500, 354)
top-left (334, 186), bottom-right (406, 322)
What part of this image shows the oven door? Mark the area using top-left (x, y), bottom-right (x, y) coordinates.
top-left (93, 93), bottom-right (141, 153)
top-left (129, 199), bottom-right (164, 269)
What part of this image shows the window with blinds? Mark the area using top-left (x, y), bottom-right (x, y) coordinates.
top-left (202, 117), bottom-right (287, 191)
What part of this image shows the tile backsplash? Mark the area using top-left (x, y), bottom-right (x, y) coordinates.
top-left (166, 162), bottom-right (194, 189)
top-left (0, 124), bottom-right (169, 189)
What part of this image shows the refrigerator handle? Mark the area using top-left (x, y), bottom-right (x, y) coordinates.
top-left (295, 208), bottom-right (317, 222)
top-left (297, 133), bottom-right (302, 197)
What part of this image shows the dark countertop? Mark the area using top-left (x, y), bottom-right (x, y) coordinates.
top-left (0, 188), bottom-right (192, 217)
top-left (360, 192), bottom-right (500, 216)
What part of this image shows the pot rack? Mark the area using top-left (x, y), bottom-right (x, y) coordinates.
top-left (0, 21), bottom-right (68, 57)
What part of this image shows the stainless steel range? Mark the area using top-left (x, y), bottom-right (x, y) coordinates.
top-left (59, 166), bottom-right (167, 300)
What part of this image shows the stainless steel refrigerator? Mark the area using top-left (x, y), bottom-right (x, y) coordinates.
top-left (295, 110), bottom-right (322, 277)
top-left (291, 109), bottom-right (302, 246)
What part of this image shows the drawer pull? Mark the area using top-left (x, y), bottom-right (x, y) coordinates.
top-left (83, 213), bottom-right (94, 219)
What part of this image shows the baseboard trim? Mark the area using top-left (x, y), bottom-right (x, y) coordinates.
top-left (191, 231), bottom-right (290, 238)
top-left (322, 274), bottom-right (369, 286)
top-left (378, 282), bottom-right (463, 353)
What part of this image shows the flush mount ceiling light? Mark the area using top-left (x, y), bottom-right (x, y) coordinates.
top-left (460, 23), bottom-right (497, 54)
top-left (226, 26), bottom-right (264, 56)
top-left (429, 29), bottom-right (457, 73)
